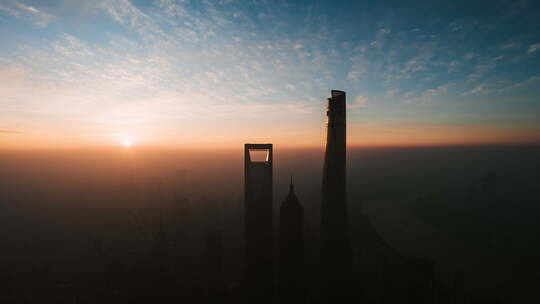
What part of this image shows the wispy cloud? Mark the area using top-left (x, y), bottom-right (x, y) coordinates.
top-left (51, 34), bottom-right (94, 57)
top-left (467, 56), bottom-right (499, 83)
top-left (464, 83), bottom-right (487, 96)
top-left (403, 83), bottom-right (453, 103)
top-left (348, 95), bottom-right (367, 109)
top-left (527, 42), bottom-right (540, 54)
top-left (511, 75), bottom-right (540, 88)
top-left (0, 1), bottom-right (54, 28)
top-left (0, 129), bottom-right (21, 133)
top-left (370, 28), bottom-right (391, 48)
top-left (500, 42), bottom-right (518, 50)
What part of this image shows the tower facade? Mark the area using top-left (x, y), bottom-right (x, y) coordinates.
top-left (279, 180), bottom-right (305, 304)
top-left (320, 90), bottom-right (352, 301)
top-left (244, 144), bottom-right (273, 303)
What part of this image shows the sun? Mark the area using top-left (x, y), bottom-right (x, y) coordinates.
top-left (117, 133), bottom-right (136, 148)
top-left (122, 139), bottom-right (133, 148)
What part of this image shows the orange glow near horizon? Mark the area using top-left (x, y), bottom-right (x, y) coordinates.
top-left (1, 1), bottom-right (540, 155)
top-left (1, 121), bottom-right (539, 150)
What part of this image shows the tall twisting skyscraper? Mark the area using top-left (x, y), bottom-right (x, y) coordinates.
top-left (244, 144), bottom-right (273, 303)
top-left (279, 179), bottom-right (305, 304)
top-left (320, 90), bottom-right (352, 301)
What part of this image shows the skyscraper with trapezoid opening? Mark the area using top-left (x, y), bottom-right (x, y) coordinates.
top-left (244, 143), bottom-right (273, 304)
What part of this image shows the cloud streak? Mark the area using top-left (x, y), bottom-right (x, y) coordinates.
top-left (527, 42), bottom-right (540, 54)
top-left (0, 1), bottom-right (54, 28)
top-left (0, 129), bottom-right (21, 133)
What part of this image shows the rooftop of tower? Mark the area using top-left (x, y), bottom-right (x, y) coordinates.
top-left (331, 90), bottom-right (346, 98)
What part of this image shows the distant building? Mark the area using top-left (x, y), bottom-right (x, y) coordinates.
top-left (279, 179), bottom-right (305, 304)
top-left (244, 143), bottom-right (273, 303)
top-left (320, 90), bottom-right (352, 301)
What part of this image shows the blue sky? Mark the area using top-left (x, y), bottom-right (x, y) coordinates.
top-left (1, 0), bottom-right (539, 147)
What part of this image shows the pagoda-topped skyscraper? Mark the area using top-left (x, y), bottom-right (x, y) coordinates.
top-left (279, 178), bottom-right (305, 304)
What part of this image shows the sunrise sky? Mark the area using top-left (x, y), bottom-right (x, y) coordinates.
top-left (1, 0), bottom-right (539, 148)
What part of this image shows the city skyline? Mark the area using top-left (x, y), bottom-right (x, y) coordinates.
top-left (1, 0), bottom-right (540, 148)
top-left (1, 1), bottom-right (539, 302)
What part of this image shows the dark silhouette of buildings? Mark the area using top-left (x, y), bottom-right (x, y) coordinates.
top-left (0, 264), bottom-right (14, 303)
top-left (320, 90), bottom-right (353, 301)
top-left (244, 143), bottom-right (274, 303)
top-left (454, 271), bottom-right (465, 304)
top-left (405, 258), bottom-right (436, 304)
top-left (482, 171), bottom-right (497, 196)
top-left (204, 226), bottom-right (225, 303)
top-left (202, 198), bottom-right (226, 303)
top-left (351, 213), bottom-right (403, 303)
top-left (151, 210), bottom-right (169, 271)
top-left (279, 178), bottom-right (305, 304)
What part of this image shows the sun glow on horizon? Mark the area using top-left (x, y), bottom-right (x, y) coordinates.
top-left (122, 140), bottom-right (133, 148)
top-left (117, 133), bottom-right (136, 148)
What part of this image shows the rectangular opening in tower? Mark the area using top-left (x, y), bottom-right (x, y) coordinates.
top-left (248, 149), bottom-right (270, 162)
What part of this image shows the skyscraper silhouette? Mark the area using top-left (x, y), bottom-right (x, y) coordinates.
top-left (244, 144), bottom-right (273, 303)
top-left (320, 90), bottom-right (352, 302)
top-left (279, 178), bottom-right (305, 304)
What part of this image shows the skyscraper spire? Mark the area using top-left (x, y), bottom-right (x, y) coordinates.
top-left (290, 175), bottom-right (294, 191)
top-left (158, 207), bottom-right (164, 236)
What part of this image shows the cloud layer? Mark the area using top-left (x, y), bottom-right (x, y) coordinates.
top-left (1, 0), bottom-right (539, 147)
